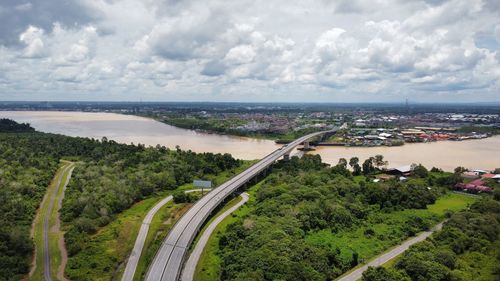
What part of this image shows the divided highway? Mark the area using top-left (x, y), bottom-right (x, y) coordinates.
top-left (145, 130), bottom-right (335, 281)
top-left (181, 192), bottom-right (249, 281)
top-left (121, 189), bottom-right (211, 281)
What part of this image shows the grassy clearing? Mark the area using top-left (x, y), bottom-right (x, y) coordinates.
top-left (31, 161), bottom-right (74, 281)
top-left (306, 193), bottom-right (477, 265)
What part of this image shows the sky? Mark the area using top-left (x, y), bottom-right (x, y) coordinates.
top-left (0, 0), bottom-right (499, 103)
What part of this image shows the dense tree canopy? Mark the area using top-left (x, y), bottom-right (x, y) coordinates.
top-left (0, 119), bottom-right (240, 280)
top-left (218, 155), bottom-right (446, 281)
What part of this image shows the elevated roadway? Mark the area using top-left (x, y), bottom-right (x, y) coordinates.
top-left (145, 129), bottom-right (336, 281)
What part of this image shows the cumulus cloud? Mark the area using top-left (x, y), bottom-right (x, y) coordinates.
top-left (0, 0), bottom-right (499, 102)
top-left (19, 25), bottom-right (46, 58)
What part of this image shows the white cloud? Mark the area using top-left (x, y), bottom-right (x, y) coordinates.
top-left (0, 0), bottom-right (499, 102)
top-left (225, 45), bottom-right (256, 64)
top-left (19, 26), bottom-right (46, 58)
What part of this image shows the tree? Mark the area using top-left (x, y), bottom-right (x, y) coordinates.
top-left (362, 267), bottom-right (410, 281)
top-left (373, 155), bottom-right (388, 169)
top-left (338, 158), bottom-right (348, 169)
top-left (350, 157), bottom-right (362, 176)
top-left (173, 191), bottom-right (194, 203)
top-left (351, 252), bottom-right (359, 267)
top-left (454, 166), bottom-right (467, 174)
top-left (412, 164), bottom-right (429, 178)
top-left (362, 158), bottom-right (375, 175)
top-left (349, 157), bottom-right (359, 168)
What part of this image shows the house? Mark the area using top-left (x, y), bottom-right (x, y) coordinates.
top-left (481, 173), bottom-right (496, 179)
top-left (493, 174), bottom-right (500, 183)
top-left (473, 169), bottom-right (489, 175)
top-left (387, 165), bottom-right (413, 177)
top-left (455, 174), bottom-right (493, 193)
top-left (455, 182), bottom-right (492, 193)
top-left (462, 171), bottom-right (480, 179)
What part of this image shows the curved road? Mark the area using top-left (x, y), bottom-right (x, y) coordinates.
top-left (181, 192), bottom-right (249, 281)
top-left (43, 162), bottom-right (74, 281)
top-left (145, 129), bottom-right (335, 281)
top-left (121, 189), bottom-right (210, 281)
top-left (336, 221), bottom-right (445, 281)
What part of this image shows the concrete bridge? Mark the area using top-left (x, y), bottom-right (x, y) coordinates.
top-left (144, 129), bottom-right (337, 281)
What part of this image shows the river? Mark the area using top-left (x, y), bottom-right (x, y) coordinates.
top-left (1, 111), bottom-right (498, 171)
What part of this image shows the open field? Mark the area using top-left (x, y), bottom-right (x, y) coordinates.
top-left (306, 193), bottom-right (477, 265)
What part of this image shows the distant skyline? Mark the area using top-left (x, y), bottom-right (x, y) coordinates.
top-left (0, 0), bottom-right (499, 102)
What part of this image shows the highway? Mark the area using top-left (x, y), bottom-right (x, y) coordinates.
top-left (121, 189), bottom-right (211, 281)
top-left (181, 192), bottom-right (249, 281)
top-left (145, 129), bottom-right (335, 281)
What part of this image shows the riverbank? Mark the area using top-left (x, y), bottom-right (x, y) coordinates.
top-left (1, 111), bottom-right (499, 171)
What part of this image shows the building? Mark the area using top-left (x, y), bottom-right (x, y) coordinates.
top-left (387, 165), bottom-right (413, 177)
top-left (455, 173), bottom-right (494, 193)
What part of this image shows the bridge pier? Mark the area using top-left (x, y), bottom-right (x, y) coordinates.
top-left (283, 153), bottom-right (290, 161)
top-left (304, 141), bottom-right (310, 150)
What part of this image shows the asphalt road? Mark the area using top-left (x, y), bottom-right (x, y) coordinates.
top-left (43, 163), bottom-right (74, 281)
top-left (145, 129), bottom-right (335, 281)
top-left (181, 192), bottom-right (249, 281)
top-left (336, 221), bottom-right (445, 281)
top-left (121, 189), bottom-right (211, 281)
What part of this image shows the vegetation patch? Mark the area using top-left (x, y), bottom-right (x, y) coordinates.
top-left (210, 155), bottom-right (478, 281)
top-left (362, 199), bottom-right (500, 281)
top-left (0, 119), bottom-right (241, 281)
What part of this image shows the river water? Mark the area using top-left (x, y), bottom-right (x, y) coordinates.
top-left (1, 111), bottom-right (498, 171)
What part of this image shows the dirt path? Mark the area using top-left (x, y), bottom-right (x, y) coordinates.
top-left (30, 161), bottom-right (75, 281)
top-left (56, 164), bottom-right (75, 281)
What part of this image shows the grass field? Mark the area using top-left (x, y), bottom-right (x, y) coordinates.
top-left (31, 161), bottom-right (74, 281)
top-left (306, 193), bottom-right (477, 265)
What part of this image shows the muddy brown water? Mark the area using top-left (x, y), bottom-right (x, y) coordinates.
top-left (2, 111), bottom-right (498, 171)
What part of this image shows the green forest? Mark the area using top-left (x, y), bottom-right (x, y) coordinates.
top-left (211, 155), bottom-right (482, 281)
top-left (0, 119), bottom-right (240, 281)
top-left (1, 118), bottom-right (498, 281)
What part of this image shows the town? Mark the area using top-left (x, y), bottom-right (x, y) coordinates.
top-left (144, 106), bottom-right (499, 147)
